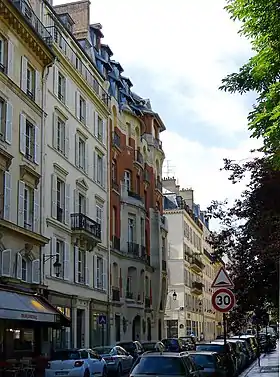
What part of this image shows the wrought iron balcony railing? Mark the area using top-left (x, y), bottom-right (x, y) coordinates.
top-left (71, 213), bottom-right (101, 240)
top-left (127, 242), bottom-right (139, 257)
top-left (127, 190), bottom-right (143, 202)
top-left (192, 281), bottom-right (203, 291)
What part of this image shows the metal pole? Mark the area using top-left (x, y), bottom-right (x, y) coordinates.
top-left (223, 313), bottom-right (227, 347)
top-left (257, 324), bottom-right (260, 367)
top-left (102, 324), bottom-right (105, 347)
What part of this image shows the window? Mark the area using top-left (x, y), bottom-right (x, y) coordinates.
top-left (97, 154), bottom-right (103, 184)
top-left (79, 96), bottom-right (86, 124)
top-left (26, 63), bottom-right (35, 99)
top-left (56, 117), bottom-right (66, 154)
top-left (78, 193), bottom-right (86, 214)
top-left (56, 178), bottom-right (65, 222)
top-left (96, 203), bottom-right (103, 241)
top-left (0, 37), bottom-right (6, 72)
top-left (78, 137), bottom-right (86, 170)
top-left (97, 116), bottom-right (103, 142)
top-left (21, 258), bottom-right (27, 282)
top-left (126, 275), bottom-right (132, 295)
top-left (124, 170), bottom-right (131, 191)
top-left (56, 239), bottom-right (64, 277)
top-left (0, 99), bottom-right (5, 139)
top-left (58, 72), bottom-right (66, 103)
top-left (78, 248), bottom-right (85, 283)
top-left (128, 217), bottom-right (135, 243)
top-left (112, 160), bottom-right (117, 182)
top-left (23, 185), bottom-right (34, 230)
top-left (96, 256), bottom-right (103, 289)
top-left (25, 120), bottom-right (35, 161)
top-left (141, 218), bottom-right (145, 246)
top-left (136, 175), bottom-right (140, 194)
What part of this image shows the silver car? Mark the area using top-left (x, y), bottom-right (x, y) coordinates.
top-left (93, 346), bottom-right (134, 376)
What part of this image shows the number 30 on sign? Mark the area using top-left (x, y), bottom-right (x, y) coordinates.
top-left (212, 288), bottom-right (235, 313)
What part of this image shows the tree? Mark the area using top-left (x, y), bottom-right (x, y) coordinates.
top-left (207, 157), bottom-right (280, 317)
top-left (220, 0), bottom-right (280, 165)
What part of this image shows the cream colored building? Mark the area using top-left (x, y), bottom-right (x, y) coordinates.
top-left (0, 0), bottom-right (53, 291)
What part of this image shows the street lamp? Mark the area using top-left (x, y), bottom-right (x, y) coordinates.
top-left (43, 254), bottom-right (61, 277)
top-left (172, 291), bottom-right (177, 300)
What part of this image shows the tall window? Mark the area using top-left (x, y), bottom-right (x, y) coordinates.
top-left (0, 37), bottom-right (6, 72)
top-left (136, 175), bottom-right (140, 194)
top-left (128, 217), bottom-right (135, 243)
top-left (96, 153), bottom-right (103, 185)
top-left (97, 116), bottom-right (103, 142)
top-left (0, 99), bottom-right (5, 139)
top-left (56, 178), bottom-right (65, 222)
top-left (58, 72), bottom-right (66, 103)
top-left (78, 193), bottom-right (86, 214)
top-left (25, 120), bottom-right (35, 161)
top-left (124, 170), bottom-right (131, 191)
top-left (22, 258), bottom-right (27, 282)
top-left (96, 256), bottom-right (103, 289)
top-left (56, 239), bottom-right (64, 277)
top-left (78, 137), bottom-right (85, 170)
top-left (26, 63), bottom-right (35, 99)
top-left (57, 117), bottom-right (65, 154)
top-left (79, 96), bottom-right (86, 124)
top-left (78, 249), bottom-right (85, 283)
top-left (23, 185), bottom-right (33, 230)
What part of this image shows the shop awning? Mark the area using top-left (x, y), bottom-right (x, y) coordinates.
top-left (0, 290), bottom-right (68, 325)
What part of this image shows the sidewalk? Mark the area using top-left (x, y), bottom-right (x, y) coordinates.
top-left (241, 345), bottom-right (279, 377)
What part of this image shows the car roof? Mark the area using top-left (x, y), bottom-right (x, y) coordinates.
top-left (141, 341), bottom-right (159, 344)
top-left (141, 352), bottom-right (188, 358)
top-left (188, 351), bottom-right (218, 356)
top-left (197, 342), bottom-right (224, 346)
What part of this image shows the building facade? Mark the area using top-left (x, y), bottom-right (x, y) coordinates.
top-left (163, 178), bottom-right (220, 341)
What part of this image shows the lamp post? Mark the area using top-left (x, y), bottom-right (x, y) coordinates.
top-left (42, 254), bottom-right (62, 282)
top-left (165, 290), bottom-right (177, 337)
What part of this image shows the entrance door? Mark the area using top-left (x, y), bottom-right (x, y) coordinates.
top-left (77, 309), bottom-right (84, 348)
top-left (132, 315), bottom-right (141, 340)
top-left (115, 315), bottom-right (121, 342)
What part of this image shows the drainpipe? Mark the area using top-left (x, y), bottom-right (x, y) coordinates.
top-left (106, 117), bottom-right (111, 345)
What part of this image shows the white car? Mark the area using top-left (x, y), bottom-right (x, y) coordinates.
top-left (45, 349), bottom-right (107, 377)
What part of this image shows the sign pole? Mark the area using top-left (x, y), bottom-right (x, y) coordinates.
top-left (223, 313), bottom-right (227, 347)
top-left (102, 323), bottom-right (105, 347)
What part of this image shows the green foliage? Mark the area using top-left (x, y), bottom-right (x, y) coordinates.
top-left (207, 157), bottom-right (280, 317)
top-left (220, 0), bottom-right (280, 165)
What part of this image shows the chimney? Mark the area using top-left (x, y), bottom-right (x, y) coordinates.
top-left (179, 188), bottom-right (194, 210)
top-left (162, 177), bottom-right (179, 194)
top-left (54, 0), bottom-right (90, 40)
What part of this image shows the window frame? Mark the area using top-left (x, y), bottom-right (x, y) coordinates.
top-left (25, 119), bottom-right (35, 161)
top-left (55, 239), bottom-right (64, 278)
top-left (56, 178), bottom-right (65, 222)
top-left (23, 184), bottom-right (33, 230)
top-left (78, 136), bottom-right (86, 170)
top-left (57, 72), bottom-right (66, 103)
top-left (79, 96), bottom-right (86, 124)
top-left (26, 63), bottom-right (35, 100)
top-left (78, 248), bottom-right (86, 283)
top-left (124, 170), bottom-right (131, 191)
top-left (57, 117), bottom-right (66, 154)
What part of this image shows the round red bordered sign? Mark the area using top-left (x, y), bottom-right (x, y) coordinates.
top-left (212, 287), bottom-right (235, 313)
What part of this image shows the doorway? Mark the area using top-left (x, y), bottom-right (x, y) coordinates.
top-left (132, 315), bottom-right (141, 340)
top-left (115, 315), bottom-right (121, 342)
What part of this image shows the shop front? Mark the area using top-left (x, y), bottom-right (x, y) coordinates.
top-left (0, 288), bottom-right (70, 360)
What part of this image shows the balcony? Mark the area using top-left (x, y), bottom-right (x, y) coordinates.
top-left (142, 134), bottom-right (164, 155)
top-left (154, 138), bottom-right (163, 150)
top-left (190, 257), bottom-right (205, 273)
top-left (162, 260), bottom-right (167, 271)
top-left (134, 150), bottom-right (144, 167)
top-left (127, 190), bottom-right (143, 203)
top-left (191, 281), bottom-right (203, 295)
top-left (127, 242), bottom-right (139, 258)
top-left (112, 236), bottom-right (120, 251)
top-left (46, 26), bottom-right (110, 107)
top-left (112, 287), bottom-right (120, 302)
top-left (156, 178), bottom-right (162, 192)
top-left (145, 297), bottom-right (151, 309)
top-left (121, 183), bottom-right (145, 210)
top-left (112, 132), bottom-right (121, 150)
top-left (71, 213), bottom-right (101, 250)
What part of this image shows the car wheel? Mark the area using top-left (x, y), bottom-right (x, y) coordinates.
top-left (84, 369), bottom-right (90, 377)
top-left (117, 364), bottom-right (122, 377)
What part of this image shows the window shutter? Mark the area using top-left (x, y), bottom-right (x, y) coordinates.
top-left (102, 155), bottom-right (107, 189)
top-left (16, 253), bottom-right (22, 280)
top-left (102, 119), bottom-right (107, 146)
top-left (75, 91), bottom-right (80, 119)
top-left (75, 134), bottom-right (79, 166)
top-left (18, 180), bottom-right (25, 227)
top-left (19, 113), bottom-right (26, 154)
top-left (53, 66), bottom-right (58, 96)
top-left (2, 249), bottom-right (11, 277)
top-left (33, 188), bottom-right (40, 233)
top-left (20, 56), bottom-right (28, 92)
top-left (35, 70), bottom-right (41, 105)
top-left (3, 171), bottom-right (11, 221)
top-left (85, 141), bottom-right (89, 174)
top-left (50, 236), bottom-right (56, 277)
top-left (51, 174), bottom-right (57, 219)
top-left (52, 113), bottom-right (58, 149)
top-left (73, 189), bottom-right (79, 213)
top-left (65, 78), bottom-right (69, 107)
top-left (34, 125), bottom-right (39, 164)
top-left (94, 254), bottom-right (98, 288)
top-left (32, 259), bottom-right (40, 284)
top-left (7, 40), bottom-right (14, 78)
top-left (65, 124), bottom-right (70, 158)
top-left (5, 102), bottom-right (13, 145)
top-left (94, 112), bottom-right (98, 137)
top-left (63, 242), bottom-right (70, 280)
top-left (86, 102), bottom-right (92, 129)
top-left (65, 183), bottom-right (70, 226)
top-left (85, 251), bottom-right (89, 286)
top-left (102, 257), bottom-right (107, 291)
top-left (93, 151), bottom-right (97, 181)
top-left (74, 245), bottom-right (79, 283)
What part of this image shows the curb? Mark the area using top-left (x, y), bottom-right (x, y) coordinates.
top-left (239, 355), bottom-right (265, 377)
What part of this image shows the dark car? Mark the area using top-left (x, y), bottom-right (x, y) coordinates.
top-left (188, 351), bottom-right (228, 377)
top-left (117, 341), bottom-right (143, 361)
top-left (179, 336), bottom-right (196, 350)
top-left (141, 341), bottom-right (165, 353)
top-left (130, 351), bottom-right (201, 377)
top-left (196, 342), bottom-right (236, 377)
top-left (161, 338), bottom-right (187, 352)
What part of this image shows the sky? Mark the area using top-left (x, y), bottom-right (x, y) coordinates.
top-left (55, 0), bottom-right (260, 223)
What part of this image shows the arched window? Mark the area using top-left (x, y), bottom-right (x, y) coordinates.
top-left (22, 258), bottom-right (27, 282)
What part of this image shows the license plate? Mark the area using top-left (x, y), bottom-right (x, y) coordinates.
top-left (56, 372), bottom-right (67, 376)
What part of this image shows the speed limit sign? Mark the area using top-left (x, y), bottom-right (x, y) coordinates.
top-left (212, 288), bottom-right (235, 313)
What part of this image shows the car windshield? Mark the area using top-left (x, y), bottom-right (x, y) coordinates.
top-left (142, 343), bottom-right (157, 351)
top-left (94, 347), bottom-right (113, 355)
top-left (132, 357), bottom-right (185, 375)
top-left (189, 354), bottom-right (215, 368)
top-left (51, 351), bottom-right (81, 361)
top-left (118, 343), bottom-right (135, 353)
top-left (162, 339), bottom-right (177, 346)
top-left (196, 344), bottom-right (224, 353)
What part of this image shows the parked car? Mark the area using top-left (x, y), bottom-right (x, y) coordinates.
top-left (161, 338), bottom-right (188, 352)
top-left (45, 348), bottom-right (107, 377)
top-left (231, 335), bottom-right (258, 360)
top-left (141, 341), bottom-right (165, 353)
top-left (93, 346), bottom-right (133, 376)
top-left (196, 342), bottom-right (237, 377)
top-left (130, 351), bottom-right (202, 377)
top-left (179, 336), bottom-right (196, 350)
top-left (215, 339), bottom-right (247, 372)
top-left (116, 341), bottom-right (144, 361)
top-left (188, 351), bottom-right (228, 377)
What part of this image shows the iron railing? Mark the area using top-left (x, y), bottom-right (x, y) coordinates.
top-left (127, 242), bottom-right (139, 257)
top-left (127, 190), bottom-right (143, 202)
top-left (71, 213), bottom-right (101, 240)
